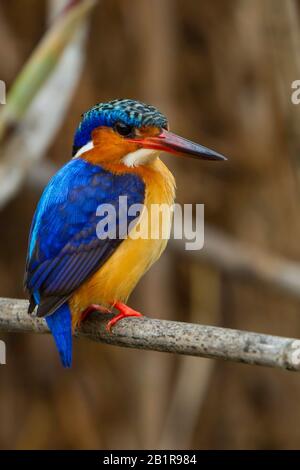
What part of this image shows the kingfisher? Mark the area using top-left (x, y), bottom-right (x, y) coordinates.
top-left (24, 99), bottom-right (226, 367)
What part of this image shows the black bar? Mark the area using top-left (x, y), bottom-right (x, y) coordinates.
top-left (0, 450), bottom-right (299, 465)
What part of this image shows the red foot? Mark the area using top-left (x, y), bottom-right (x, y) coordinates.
top-left (80, 304), bottom-right (111, 323)
top-left (106, 301), bottom-right (143, 332)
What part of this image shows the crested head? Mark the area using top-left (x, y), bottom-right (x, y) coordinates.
top-left (73, 99), bottom-right (168, 159)
top-left (72, 99), bottom-right (226, 170)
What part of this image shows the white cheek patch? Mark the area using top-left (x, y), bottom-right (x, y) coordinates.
top-left (73, 141), bottom-right (94, 159)
top-left (122, 148), bottom-right (160, 167)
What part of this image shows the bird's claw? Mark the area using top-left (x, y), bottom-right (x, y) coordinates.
top-left (106, 301), bottom-right (143, 332)
top-left (80, 304), bottom-right (112, 324)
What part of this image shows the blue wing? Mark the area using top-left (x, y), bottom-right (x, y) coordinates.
top-left (25, 157), bottom-right (145, 317)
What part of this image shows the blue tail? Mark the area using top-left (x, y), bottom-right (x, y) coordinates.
top-left (46, 303), bottom-right (72, 368)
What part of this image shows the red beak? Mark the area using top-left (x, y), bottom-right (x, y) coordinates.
top-left (128, 129), bottom-right (227, 161)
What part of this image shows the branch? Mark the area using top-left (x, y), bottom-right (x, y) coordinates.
top-left (0, 0), bottom-right (96, 209)
top-left (1, 297), bottom-right (300, 371)
top-left (172, 225), bottom-right (300, 298)
top-left (0, 0), bottom-right (95, 141)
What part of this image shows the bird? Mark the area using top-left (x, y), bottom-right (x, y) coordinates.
top-left (24, 98), bottom-right (226, 367)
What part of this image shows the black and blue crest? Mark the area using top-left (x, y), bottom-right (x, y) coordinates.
top-left (73, 98), bottom-right (168, 156)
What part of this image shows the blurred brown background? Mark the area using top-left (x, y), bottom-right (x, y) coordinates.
top-left (1, 0), bottom-right (300, 450)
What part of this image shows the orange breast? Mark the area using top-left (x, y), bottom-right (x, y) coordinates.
top-left (69, 157), bottom-right (175, 329)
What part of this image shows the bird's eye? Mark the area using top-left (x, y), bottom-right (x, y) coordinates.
top-left (114, 122), bottom-right (134, 137)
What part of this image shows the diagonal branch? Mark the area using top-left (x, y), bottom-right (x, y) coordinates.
top-left (1, 297), bottom-right (300, 371)
top-left (0, 0), bottom-right (96, 209)
top-left (0, 0), bottom-right (96, 141)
